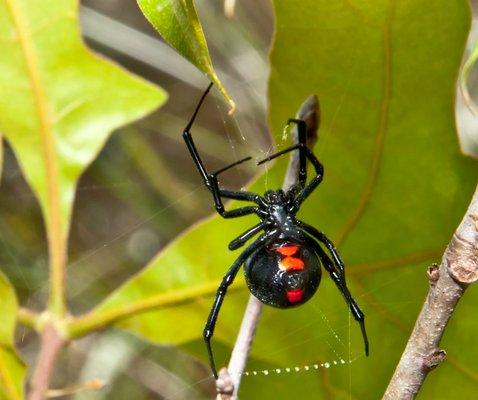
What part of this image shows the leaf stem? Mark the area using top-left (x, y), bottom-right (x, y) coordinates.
top-left (17, 307), bottom-right (41, 330)
top-left (49, 235), bottom-right (67, 317)
top-left (4, 0), bottom-right (67, 318)
top-left (383, 183), bottom-right (478, 399)
top-left (67, 280), bottom-right (244, 338)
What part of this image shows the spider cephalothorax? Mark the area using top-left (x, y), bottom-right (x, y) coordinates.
top-left (182, 83), bottom-right (369, 379)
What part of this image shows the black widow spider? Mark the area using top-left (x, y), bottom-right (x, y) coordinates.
top-left (183, 84), bottom-right (368, 379)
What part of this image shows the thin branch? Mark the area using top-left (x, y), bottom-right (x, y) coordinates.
top-left (383, 183), bottom-right (478, 400)
top-left (216, 297), bottom-right (262, 399)
top-left (28, 323), bottom-right (66, 400)
top-left (216, 95), bottom-right (320, 399)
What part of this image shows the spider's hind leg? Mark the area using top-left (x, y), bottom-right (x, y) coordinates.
top-left (204, 230), bottom-right (278, 378)
top-left (297, 221), bottom-right (345, 277)
top-left (304, 234), bottom-right (369, 356)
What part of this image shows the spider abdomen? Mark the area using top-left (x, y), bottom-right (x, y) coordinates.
top-left (244, 241), bottom-right (321, 308)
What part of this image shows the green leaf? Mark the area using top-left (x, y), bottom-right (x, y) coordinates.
top-left (0, 272), bottom-right (25, 400)
top-left (136, 0), bottom-right (234, 110)
top-left (0, 0), bottom-right (166, 239)
top-left (75, 0), bottom-right (478, 398)
top-left (0, 0), bottom-right (166, 313)
top-left (460, 38), bottom-right (478, 114)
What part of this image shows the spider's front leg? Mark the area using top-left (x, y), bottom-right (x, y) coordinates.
top-left (204, 229), bottom-right (278, 379)
top-left (182, 85), bottom-right (265, 219)
top-left (207, 173), bottom-right (259, 218)
top-left (283, 118), bottom-right (325, 208)
top-left (256, 138), bottom-right (324, 213)
top-left (183, 129), bottom-right (259, 218)
top-left (304, 236), bottom-right (369, 356)
top-left (285, 118), bottom-right (308, 187)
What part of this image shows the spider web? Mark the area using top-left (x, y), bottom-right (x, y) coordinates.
top-left (0, 76), bottom-right (373, 400)
top-left (0, 93), bottom-right (420, 399)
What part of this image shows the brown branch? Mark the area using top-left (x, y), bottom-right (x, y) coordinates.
top-left (28, 323), bottom-right (66, 400)
top-left (216, 95), bottom-right (319, 399)
top-left (383, 183), bottom-right (478, 400)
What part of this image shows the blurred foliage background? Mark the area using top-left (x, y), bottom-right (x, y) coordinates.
top-left (1, 0), bottom-right (478, 399)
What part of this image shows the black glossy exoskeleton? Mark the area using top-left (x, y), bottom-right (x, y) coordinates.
top-left (182, 84), bottom-right (368, 379)
top-left (245, 240), bottom-right (321, 308)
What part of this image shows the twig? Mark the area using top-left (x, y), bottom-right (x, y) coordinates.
top-left (383, 183), bottom-right (478, 400)
top-left (28, 323), bottom-right (66, 400)
top-left (216, 296), bottom-right (262, 399)
top-left (216, 95), bottom-right (320, 399)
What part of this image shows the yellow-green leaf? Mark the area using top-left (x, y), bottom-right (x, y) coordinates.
top-left (0, 0), bottom-right (166, 313)
top-left (0, 272), bottom-right (25, 400)
top-left (0, 138), bottom-right (3, 181)
top-left (137, 0), bottom-right (234, 109)
top-left (0, 0), bottom-right (166, 238)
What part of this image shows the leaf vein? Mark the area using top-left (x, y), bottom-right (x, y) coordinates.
top-left (349, 247), bottom-right (443, 275)
top-left (353, 277), bottom-right (478, 383)
top-left (335, 0), bottom-right (395, 248)
top-left (4, 0), bottom-right (65, 314)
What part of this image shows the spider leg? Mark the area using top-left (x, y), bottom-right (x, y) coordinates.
top-left (182, 85), bottom-right (264, 218)
top-left (257, 143), bottom-right (324, 212)
top-left (211, 156), bottom-right (253, 176)
top-left (228, 222), bottom-right (265, 250)
top-left (257, 143), bottom-right (303, 165)
top-left (303, 234), bottom-right (369, 357)
top-left (205, 174), bottom-right (259, 218)
top-left (291, 144), bottom-right (323, 210)
top-left (297, 221), bottom-right (344, 277)
top-left (219, 189), bottom-right (266, 206)
top-left (285, 118), bottom-right (308, 187)
top-left (264, 117), bottom-right (324, 208)
top-left (257, 118), bottom-right (308, 186)
top-left (204, 229), bottom-right (278, 379)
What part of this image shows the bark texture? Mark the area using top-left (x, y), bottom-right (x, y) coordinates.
top-left (383, 184), bottom-right (478, 400)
